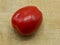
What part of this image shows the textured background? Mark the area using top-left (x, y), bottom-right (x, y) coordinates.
top-left (0, 0), bottom-right (60, 45)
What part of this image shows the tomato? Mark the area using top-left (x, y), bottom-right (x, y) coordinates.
top-left (11, 6), bottom-right (43, 35)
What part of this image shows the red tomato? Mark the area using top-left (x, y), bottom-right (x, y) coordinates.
top-left (11, 6), bottom-right (43, 35)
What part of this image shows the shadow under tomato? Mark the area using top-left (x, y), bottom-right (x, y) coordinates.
top-left (13, 28), bottom-right (37, 41)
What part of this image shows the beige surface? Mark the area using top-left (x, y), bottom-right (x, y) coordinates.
top-left (0, 0), bottom-right (60, 45)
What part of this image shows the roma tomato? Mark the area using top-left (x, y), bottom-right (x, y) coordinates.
top-left (11, 6), bottom-right (43, 35)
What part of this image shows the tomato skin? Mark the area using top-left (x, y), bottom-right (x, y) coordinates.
top-left (11, 6), bottom-right (43, 35)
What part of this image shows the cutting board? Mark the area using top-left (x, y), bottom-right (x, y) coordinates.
top-left (0, 0), bottom-right (60, 45)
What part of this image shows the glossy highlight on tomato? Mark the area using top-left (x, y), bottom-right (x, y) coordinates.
top-left (11, 6), bottom-right (43, 35)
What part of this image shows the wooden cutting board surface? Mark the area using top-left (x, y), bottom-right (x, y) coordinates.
top-left (0, 0), bottom-right (60, 45)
